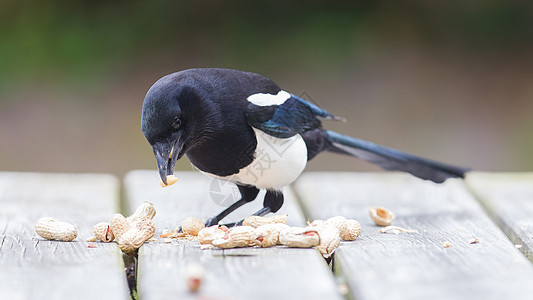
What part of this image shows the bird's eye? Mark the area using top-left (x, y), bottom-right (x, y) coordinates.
top-left (172, 117), bottom-right (182, 129)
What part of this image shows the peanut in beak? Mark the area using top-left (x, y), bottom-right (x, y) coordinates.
top-left (160, 175), bottom-right (178, 187)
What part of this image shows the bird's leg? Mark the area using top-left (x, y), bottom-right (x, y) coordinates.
top-left (203, 199), bottom-right (249, 227)
top-left (262, 190), bottom-right (284, 213)
top-left (222, 190), bottom-right (284, 227)
top-left (203, 185), bottom-right (259, 227)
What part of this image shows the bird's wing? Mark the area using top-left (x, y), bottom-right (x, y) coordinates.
top-left (289, 94), bottom-right (344, 121)
top-left (246, 93), bottom-right (340, 138)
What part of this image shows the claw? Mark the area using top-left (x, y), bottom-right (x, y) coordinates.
top-left (204, 217), bottom-right (219, 227)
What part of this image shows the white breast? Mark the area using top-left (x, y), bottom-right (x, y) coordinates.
top-left (201, 128), bottom-right (308, 190)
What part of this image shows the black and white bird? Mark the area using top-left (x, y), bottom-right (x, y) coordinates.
top-left (141, 68), bottom-right (467, 226)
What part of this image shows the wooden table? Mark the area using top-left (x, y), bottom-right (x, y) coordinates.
top-left (1, 171), bottom-right (532, 300)
top-left (0, 172), bottom-right (129, 300)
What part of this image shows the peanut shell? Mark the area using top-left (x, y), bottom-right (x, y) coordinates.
top-left (93, 222), bottom-right (115, 242)
top-left (252, 223), bottom-right (290, 247)
top-left (279, 227), bottom-right (320, 248)
top-left (307, 219), bottom-right (325, 227)
top-left (185, 263), bottom-right (205, 293)
top-left (198, 225), bottom-right (225, 245)
top-left (212, 226), bottom-right (254, 249)
top-left (109, 213), bottom-right (131, 241)
top-left (118, 218), bottom-right (156, 253)
top-left (34, 217), bottom-right (78, 242)
top-left (369, 206), bottom-right (395, 226)
top-left (181, 217), bottom-right (205, 236)
top-left (126, 201), bottom-right (156, 224)
top-left (340, 219), bottom-right (361, 241)
top-left (242, 214), bottom-right (287, 228)
top-left (315, 223), bottom-right (340, 258)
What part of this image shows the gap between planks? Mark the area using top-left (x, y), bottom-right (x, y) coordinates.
top-left (0, 172), bottom-right (130, 300)
top-left (294, 172), bottom-right (533, 300)
top-left (124, 170), bottom-right (343, 300)
top-left (465, 172), bottom-right (533, 261)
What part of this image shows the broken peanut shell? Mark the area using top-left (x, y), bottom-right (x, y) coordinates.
top-left (279, 227), bottom-right (320, 248)
top-left (252, 223), bottom-right (290, 247)
top-left (93, 222), bottom-right (115, 242)
top-left (315, 223), bottom-right (340, 258)
top-left (369, 206), bottom-right (395, 226)
top-left (198, 225), bottom-right (226, 245)
top-left (212, 226), bottom-right (254, 249)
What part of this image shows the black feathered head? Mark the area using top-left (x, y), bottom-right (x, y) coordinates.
top-left (141, 74), bottom-right (190, 185)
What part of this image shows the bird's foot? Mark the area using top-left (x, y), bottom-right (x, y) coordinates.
top-left (220, 220), bottom-right (243, 228)
top-left (204, 217), bottom-right (219, 227)
top-left (204, 218), bottom-right (243, 228)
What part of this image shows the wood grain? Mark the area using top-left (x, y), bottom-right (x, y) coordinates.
top-left (294, 172), bottom-right (533, 300)
top-left (466, 172), bottom-right (533, 260)
top-left (0, 172), bottom-right (129, 300)
top-left (124, 170), bottom-right (342, 300)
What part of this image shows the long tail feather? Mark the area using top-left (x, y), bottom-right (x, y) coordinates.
top-left (326, 130), bottom-right (468, 183)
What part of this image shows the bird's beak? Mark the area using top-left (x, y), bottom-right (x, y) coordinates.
top-left (152, 137), bottom-right (182, 185)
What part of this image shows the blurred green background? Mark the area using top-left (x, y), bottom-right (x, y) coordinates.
top-left (1, 0), bottom-right (533, 177)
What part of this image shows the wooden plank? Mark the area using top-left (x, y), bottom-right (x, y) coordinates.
top-left (0, 172), bottom-right (129, 300)
top-left (124, 170), bottom-right (342, 300)
top-left (294, 172), bottom-right (533, 300)
top-left (466, 172), bottom-right (533, 260)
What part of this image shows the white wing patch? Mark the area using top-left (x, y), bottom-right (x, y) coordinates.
top-left (247, 90), bottom-right (291, 106)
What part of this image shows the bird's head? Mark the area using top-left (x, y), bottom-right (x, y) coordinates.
top-left (141, 75), bottom-right (198, 185)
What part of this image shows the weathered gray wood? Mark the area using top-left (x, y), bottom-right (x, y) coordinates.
top-left (0, 172), bottom-right (129, 300)
top-left (124, 170), bottom-right (342, 300)
top-left (294, 172), bottom-right (533, 300)
top-left (466, 172), bottom-right (533, 260)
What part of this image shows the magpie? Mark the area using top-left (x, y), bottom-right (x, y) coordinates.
top-left (141, 68), bottom-right (467, 226)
